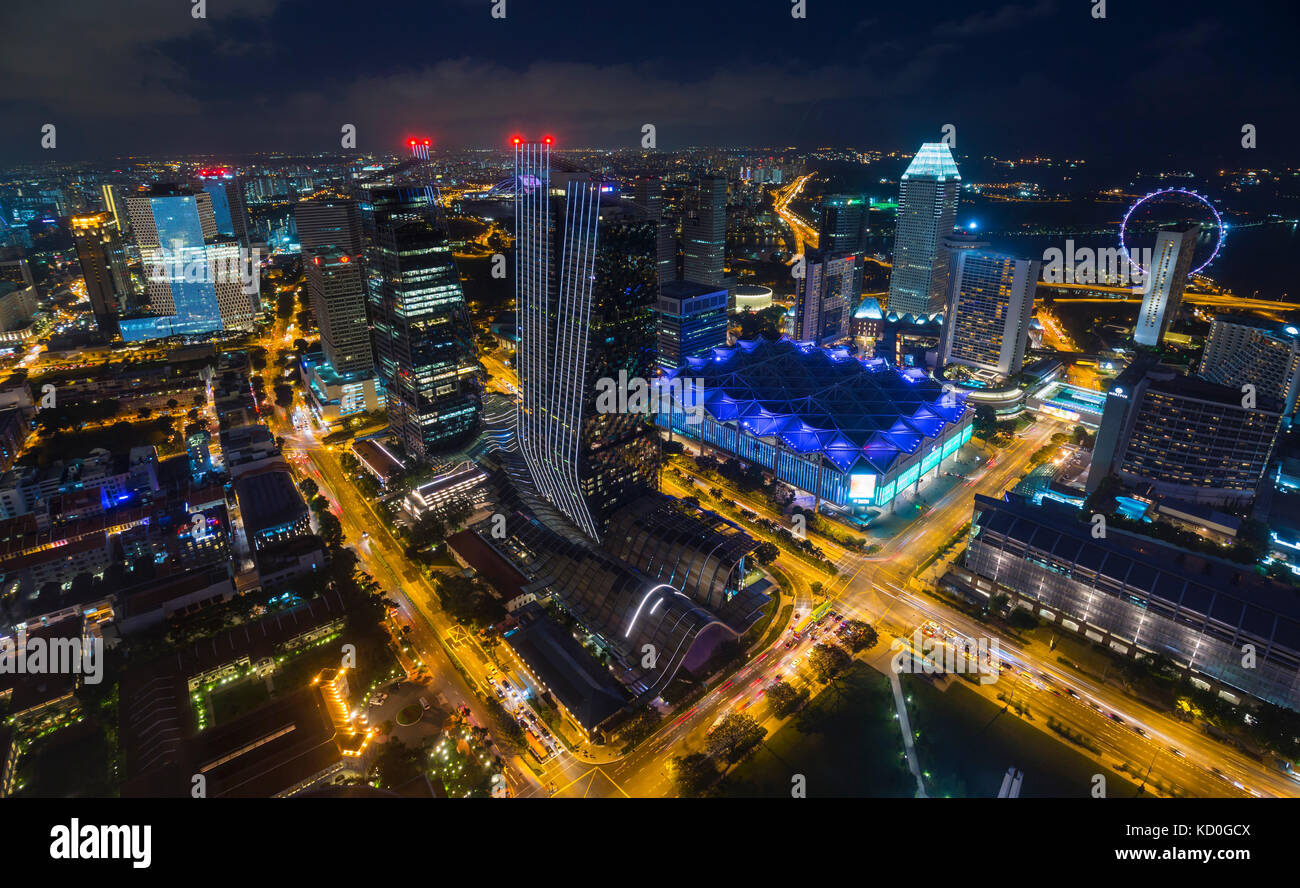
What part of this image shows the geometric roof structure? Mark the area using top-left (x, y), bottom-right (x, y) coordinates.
top-left (670, 337), bottom-right (968, 476)
top-left (902, 142), bottom-right (961, 183)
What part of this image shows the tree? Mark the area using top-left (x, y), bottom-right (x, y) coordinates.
top-left (838, 619), bottom-right (879, 654)
top-left (766, 680), bottom-right (808, 718)
top-left (166, 398), bottom-right (179, 409)
top-left (972, 404), bottom-right (998, 439)
top-left (705, 712), bottom-right (766, 765)
top-left (753, 541), bottom-right (779, 565)
top-left (808, 642), bottom-right (852, 684)
top-left (316, 511), bottom-right (344, 549)
top-left (299, 477), bottom-right (319, 500)
top-left (672, 753), bottom-right (719, 798)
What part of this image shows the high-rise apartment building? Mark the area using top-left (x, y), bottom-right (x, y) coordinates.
top-left (1199, 314), bottom-right (1300, 421)
top-left (514, 141), bottom-right (659, 540)
top-left (938, 250), bottom-right (1037, 379)
top-left (71, 211), bottom-right (132, 338)
top-left (362, 186), bottom-right (480, 458)
top-left (120, 185), bottom-right (255, 341)
top-left (1133, 224), bottom-right (1198, 347)
top-left (887, 143), bottom-right (961, 316)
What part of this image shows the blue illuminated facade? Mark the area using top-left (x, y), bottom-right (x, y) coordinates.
top-left (661, 338), bottom-right (972, 509)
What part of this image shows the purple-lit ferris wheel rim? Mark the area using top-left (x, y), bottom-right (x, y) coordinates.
top-left (1119, 187), bottom-right (1225, 277)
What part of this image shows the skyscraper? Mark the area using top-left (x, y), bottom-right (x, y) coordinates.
top-left (120, 184), bottom-right (255, 341)
top-left (887, 143), bottom-right (961, 317)
top-left (794, 248), bottom-right (856, 345)
top-left (938, 250), bottom-right (1038, 379)
top-left (295, 198), bottom-right (363, 256)
top-left (514, 141), bottom-right (659, 541)
top-left (362, 186), bottom-right (480, 459)
top-left (101, 184), bottom-right (131, 237)
top-left (197, 169), bottom-right (251, 248)
top-left (305, 247), bottom-right (371, 375)
top-left (1086, 362), bottom-right (1282, 507)
top-left (1134, 224), bottom-right (1198, 347)
top-left (1199, 314), bottom-right (1300, 421)
top-left (682, 173), bottom-right (726, 288)
top-left (71, 211), bottom-right (132, 338)
top-left (818, 194), bottom-right (868, 252)
top-left (633, 176), bottom-right (676, 290)
top-left (657, 280), bottom-right (728, 372)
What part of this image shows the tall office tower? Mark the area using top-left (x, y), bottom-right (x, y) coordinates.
top-left (887, 142), bottom-right (961, 317)
top-left (295, 198), bottom-right (363, 256)
top-left (1086, 362), bottom-right (1283, 507)
top-left (938, 250), bottom-right (1038, 379)
top-left (657, 280), bottom-right (728, 372)
top-left (71, 211), bottom-right (132, 338)
top-left (1134, 224), bottom-right (1199, 347)
top-left (305, 247), bottom-right (370, 374)
top-left (818, 194), bottom-right (869, 303)
top-left (818, 194), bottom-right (869, 251)
top-left (121, 185), bottom-right (255, 340)
top-left (794, 248), bottom-right (857, 345)
top-left (362, 186), bottom-right (480, 459)
top-left (1199, 314), bottom-right (1300, 421)
top-left (197, 169), bottom-right (251, 248)
top-left (633, 175), bottom-right (676, 289)
top-left (682, 173), bottom-right (727, 287)
top-left (514, 141), bottom-right (659, 541)
top-left (101, 184), bottom-right (131, 236)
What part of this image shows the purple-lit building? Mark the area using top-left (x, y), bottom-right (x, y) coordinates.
top-left (660, 337), bottom-right (972, 511)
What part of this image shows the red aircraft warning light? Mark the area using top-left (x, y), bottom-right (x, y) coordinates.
top-left (543, 136), bottom-right (554, 145)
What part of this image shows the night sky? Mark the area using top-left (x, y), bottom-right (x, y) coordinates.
top-left (0, 0), bottom-right (1296, 168)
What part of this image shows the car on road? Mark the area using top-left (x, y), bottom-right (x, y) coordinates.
top-left (1169, 747), bottom-right (1184, 757)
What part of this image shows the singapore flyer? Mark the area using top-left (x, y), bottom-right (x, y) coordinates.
top-left (1119, 188), bottom-right (1226, 278)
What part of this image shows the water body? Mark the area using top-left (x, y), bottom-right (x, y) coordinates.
top-left (816, 160), bottom-right (1299, 302)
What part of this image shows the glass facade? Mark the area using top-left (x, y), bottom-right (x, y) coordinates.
top-left (363, 187), bottom-right (481, 459)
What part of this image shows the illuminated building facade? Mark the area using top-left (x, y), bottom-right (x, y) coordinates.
top-left (362, 187), bottom-right (481, 459)
top-left (1199, 313), bottom-right (1300, 422)
top-left (657, 280), bottom-right (728, 373)
top-left (682, 174), bottom-right (726, 289)
top-left (794, 248), bottom-right (856, 345)
top-left (121, 185), bottom-right (255, 340)
top-left (887, 143), bottom-right (961, 316)
top-left (513, 141), bottom-right (659, 541)
top-left (938, 250), bottom-right (1037, 379)
top-left (1087, 362), bottom-right (1283, 506)
top-left (71, 211), bottom-right (131, 338)
top-left (660, 338), bottom-right (972, 512)
top-left (197, 168), bottom-right (251, 248)
top-left (1133, 224), bottom-right (1198, 347)
top-left (961, 494), bottom-right (1300, 710)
